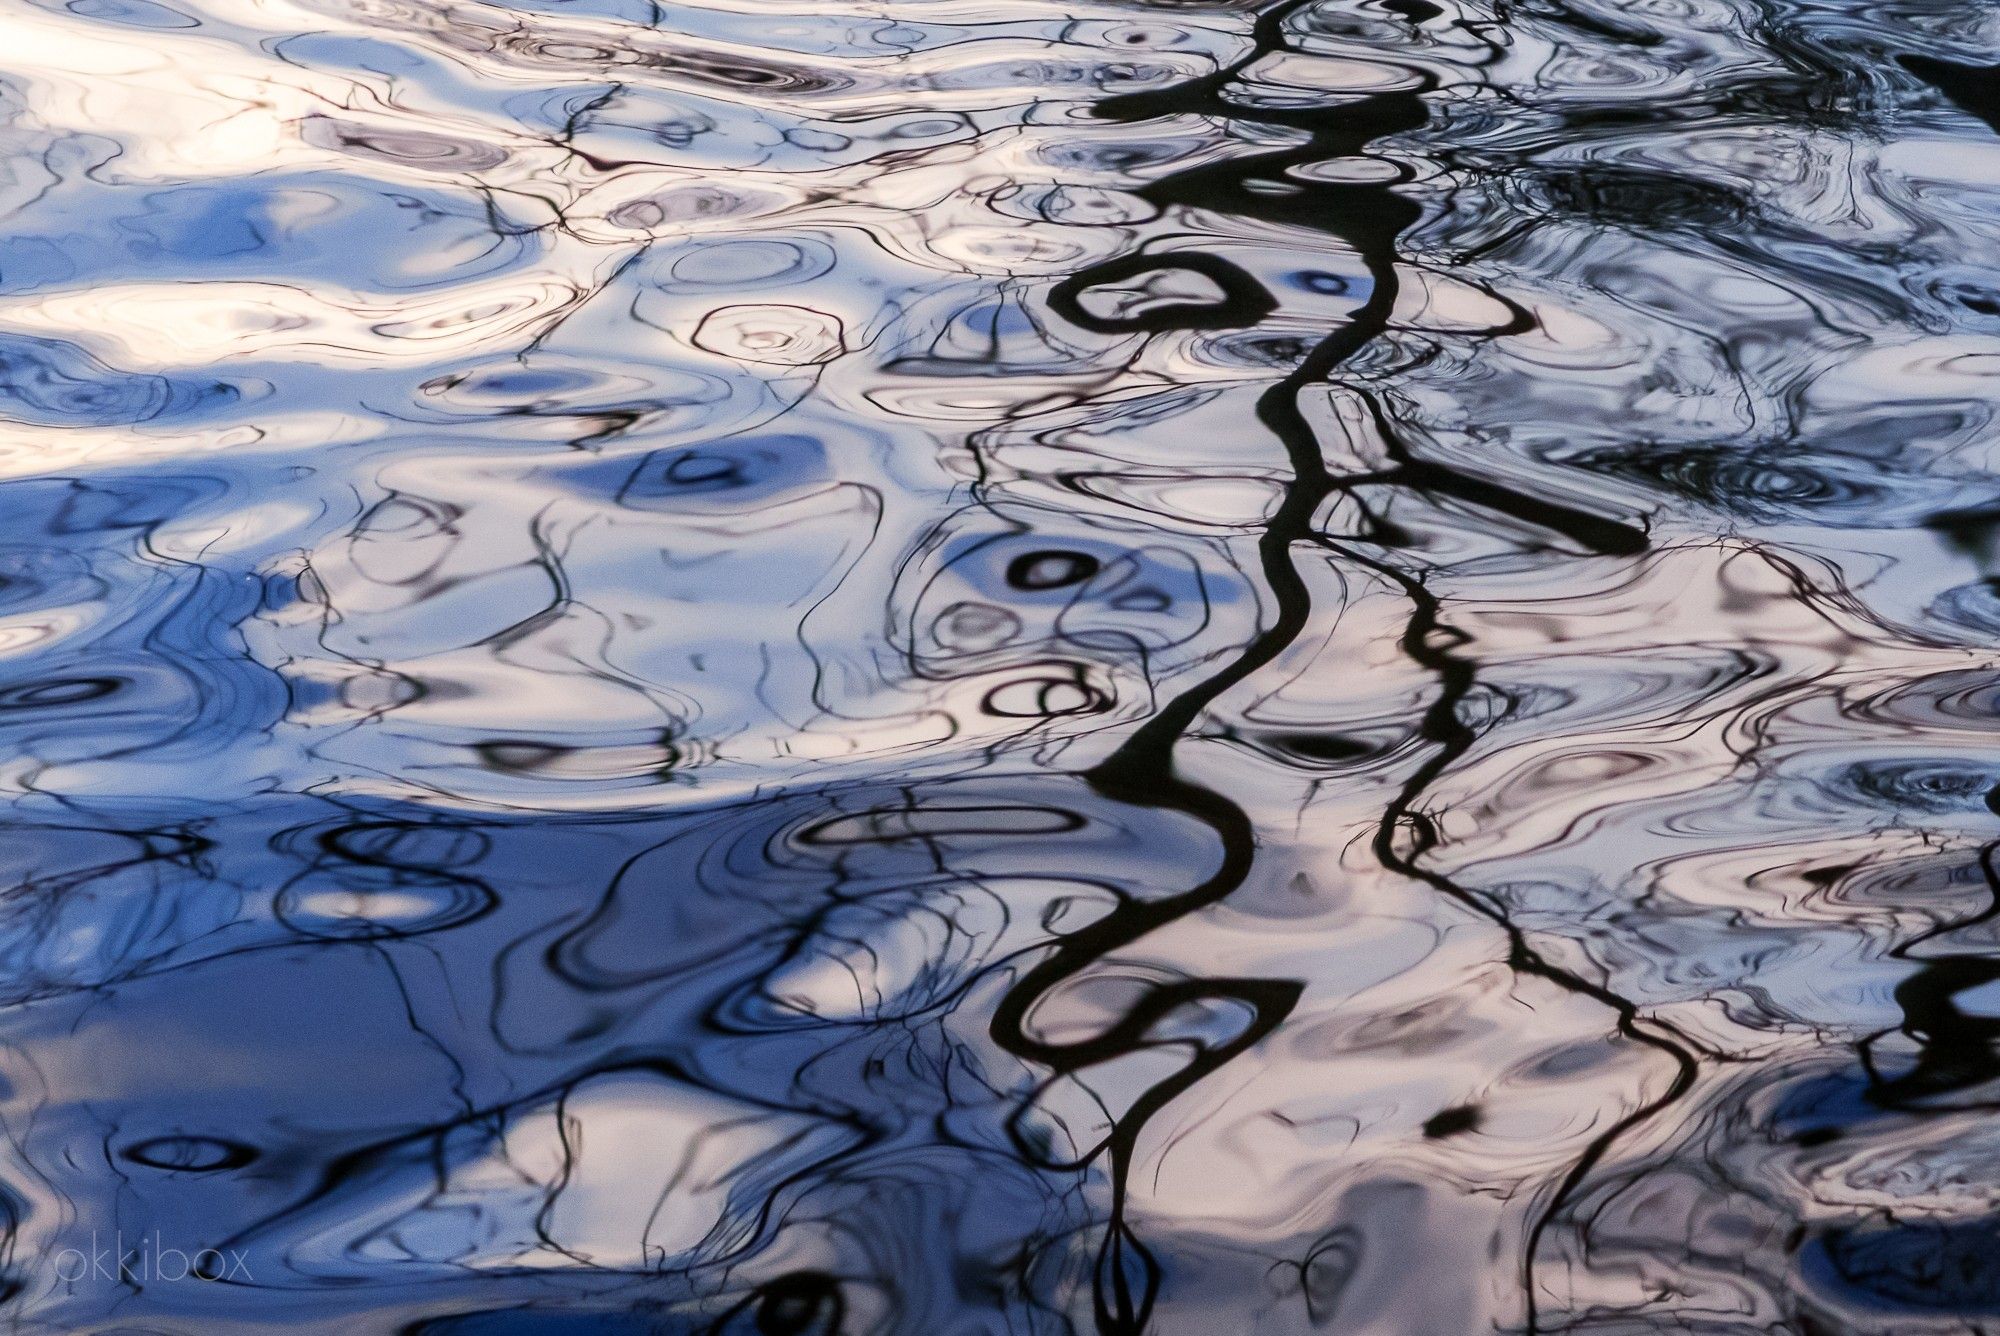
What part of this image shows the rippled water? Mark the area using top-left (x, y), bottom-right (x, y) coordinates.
top-left (7, 0), bottom-right (2000, 1330)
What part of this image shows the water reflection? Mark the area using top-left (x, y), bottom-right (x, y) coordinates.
top-left (4, 0), bottom-right (2000, 1329)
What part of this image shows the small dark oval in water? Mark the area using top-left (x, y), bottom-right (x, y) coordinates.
top-left (120, 1136), bottom-right (258, 1172)
top-left (801, 804), bottom-right (1084, 844)
top-left (1421, 1104), bottom-right (1481, 1138)
top-left (1047, 252), bottom-right (1276, 334)
top-left (0, 677), bottom-right (120, 710)
top-left (1006, 550), bottom-right (1101, 591)
top-left (750, 1272), bottom-right (845, 1336)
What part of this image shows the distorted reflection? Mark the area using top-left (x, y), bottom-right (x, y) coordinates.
top-left (1, 0), bottom-right (1999, 1331)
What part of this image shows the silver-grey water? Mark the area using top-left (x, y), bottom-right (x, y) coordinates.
top-left (1, 0), bottom-right (1998, 1330)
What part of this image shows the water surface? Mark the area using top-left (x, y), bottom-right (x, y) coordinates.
top-left (2, 0), bottom-right (2000, 1330)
